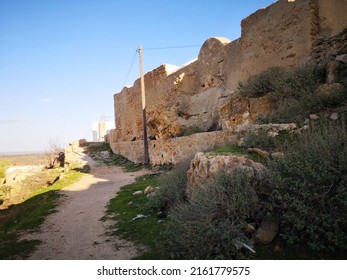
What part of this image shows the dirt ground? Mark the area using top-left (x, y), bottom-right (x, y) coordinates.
top-left (21, 150), bottom-right (148, 260)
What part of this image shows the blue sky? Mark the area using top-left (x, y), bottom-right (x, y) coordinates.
top-left (0, 0), bottom-right (275, 154)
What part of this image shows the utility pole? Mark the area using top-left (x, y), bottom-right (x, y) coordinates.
top-left (138, 46), bottom-right (149, 164)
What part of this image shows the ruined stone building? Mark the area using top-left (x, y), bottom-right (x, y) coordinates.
top-left (108, 0), bottom-right (347, 165)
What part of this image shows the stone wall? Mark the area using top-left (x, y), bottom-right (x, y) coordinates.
top-left (110, 0), bottom-right (347, 165)
top-left (237, 0), bottom-right (316, 83)
top-left (318, 0), bottom-right (347, 38)
top-left (110, 130), bottom-right (237, 165)
top-left (223, 0), bottom-right (346, 88)
top-left (114, 64), bottom-right (180, 142)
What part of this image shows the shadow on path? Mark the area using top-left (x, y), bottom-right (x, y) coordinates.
top-left (22, 153), bottom-right (149, 260)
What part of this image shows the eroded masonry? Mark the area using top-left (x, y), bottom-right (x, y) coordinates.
top-left (108, 0), bottom-right (347, 165)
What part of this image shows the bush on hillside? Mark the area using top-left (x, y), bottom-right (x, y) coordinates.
top-left (160, 170), bottom-right (258, 260)
top-left (242, 129), bottom-right (277, 152)
top-left (239, 62), bottom-right (347, 124)
top-left (260, 121), bottom-right (347, 255)
top-left (147, 161), bottom-right (190, 211)
top-left (270, 85), bottom-right (346, 124)
top-left (274, 63), bottom-right (326, 100)
top-left (238, 63), bottom-right (325, 99)
top-left (238, 67), bottom-right (286, 98)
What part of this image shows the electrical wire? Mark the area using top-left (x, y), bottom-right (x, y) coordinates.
top-left (122, 44), bottom-right (200, 88)
top-left (143, 44), bottom-right (201, 51)
top-left (123, 50), bottom-right (138, 87)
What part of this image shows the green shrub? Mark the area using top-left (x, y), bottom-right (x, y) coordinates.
top-left (270, 97), bottom-right (311, 124)
top-left (242, 129), bottom-right (277, 152)
top-left (147, 161), bottom-right (189, 211)
top-left (160, 171), bottom-right (257, 259)
top-left (239, 62), bottom-right (325, 100)
top-left (261, 121), bottom-right (347, 255)
top-left (274, 63), bottom-right (325, 100)
top-left (270, 88), bottom-right (347, 124)
top-left (337, 106), bottom-right (347, 124)
top-left (239, 63), bottom-right (344, 124)
top-left (313, 88), bottom-right (347, 110)
top-left (268, 63), bottom-right (347, 123)
top-left (238, 67), bottom-right (286, 98)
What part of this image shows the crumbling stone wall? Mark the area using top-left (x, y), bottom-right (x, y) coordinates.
top-left (110, 0), bottom-right (347, 165)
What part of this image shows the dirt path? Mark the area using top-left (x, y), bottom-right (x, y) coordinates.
top-left (24, 153), bottom-right (148, 260)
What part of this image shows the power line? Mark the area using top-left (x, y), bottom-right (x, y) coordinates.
top-left (122, 44), bottom-right (201, 88)
top-left (123, 50), bottom-right (138, 87)
top-left (143, 44), bottom-right (201, 51)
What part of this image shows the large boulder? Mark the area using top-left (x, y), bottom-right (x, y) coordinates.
top-left (186, 152), bottom-right (266, 198)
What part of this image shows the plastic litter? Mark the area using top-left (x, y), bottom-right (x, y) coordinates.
top-left (132, 214), bottom-right (148, 221)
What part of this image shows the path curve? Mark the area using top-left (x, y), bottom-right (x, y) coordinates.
top-left (24, 153), bottom-right (148, 260)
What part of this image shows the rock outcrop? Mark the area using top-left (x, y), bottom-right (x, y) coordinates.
top-left (219, 93), bottom-right (276, 131)
top-left (186, 152), bottom-right (266, 198)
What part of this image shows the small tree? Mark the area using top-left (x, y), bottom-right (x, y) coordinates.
top-left (43, 138), bottom-right (64, 168)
